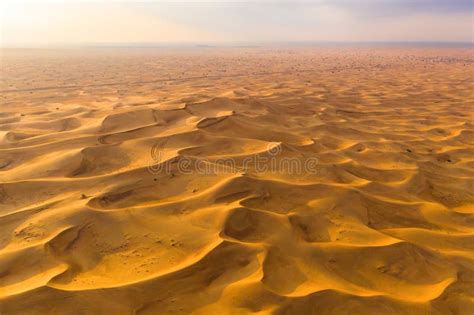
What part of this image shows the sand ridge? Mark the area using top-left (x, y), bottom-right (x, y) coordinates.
top-left (0, 47), bottom-right (473, 314)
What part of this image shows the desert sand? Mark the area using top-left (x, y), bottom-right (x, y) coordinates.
top-left (0, 46), bottom-right (473, 314)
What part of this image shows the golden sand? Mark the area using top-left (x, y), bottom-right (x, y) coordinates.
top-left (0, 47), bottom-right (473, 314)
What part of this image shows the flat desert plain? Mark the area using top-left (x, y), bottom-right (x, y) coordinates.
top-left (0, 47), bottom-right (473, 314)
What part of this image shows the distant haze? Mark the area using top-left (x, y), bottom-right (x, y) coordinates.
top-left (1, 0), bottom-right (473, 47)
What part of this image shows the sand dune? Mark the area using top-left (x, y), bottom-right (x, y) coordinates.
top-left (0, 47), bottom-right (473, 314)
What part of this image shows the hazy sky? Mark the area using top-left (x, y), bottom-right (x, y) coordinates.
top-left (1, 0), bottom-right (473, 46)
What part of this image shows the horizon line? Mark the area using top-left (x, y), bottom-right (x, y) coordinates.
top-left (2, 40), bottom-right (473, 50)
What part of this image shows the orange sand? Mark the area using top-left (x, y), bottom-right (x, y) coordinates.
top-left (0, 47), bottom-right (473, 314)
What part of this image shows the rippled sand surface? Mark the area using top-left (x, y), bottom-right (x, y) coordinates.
top-left (0, 47), bottom-right (473, 314)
